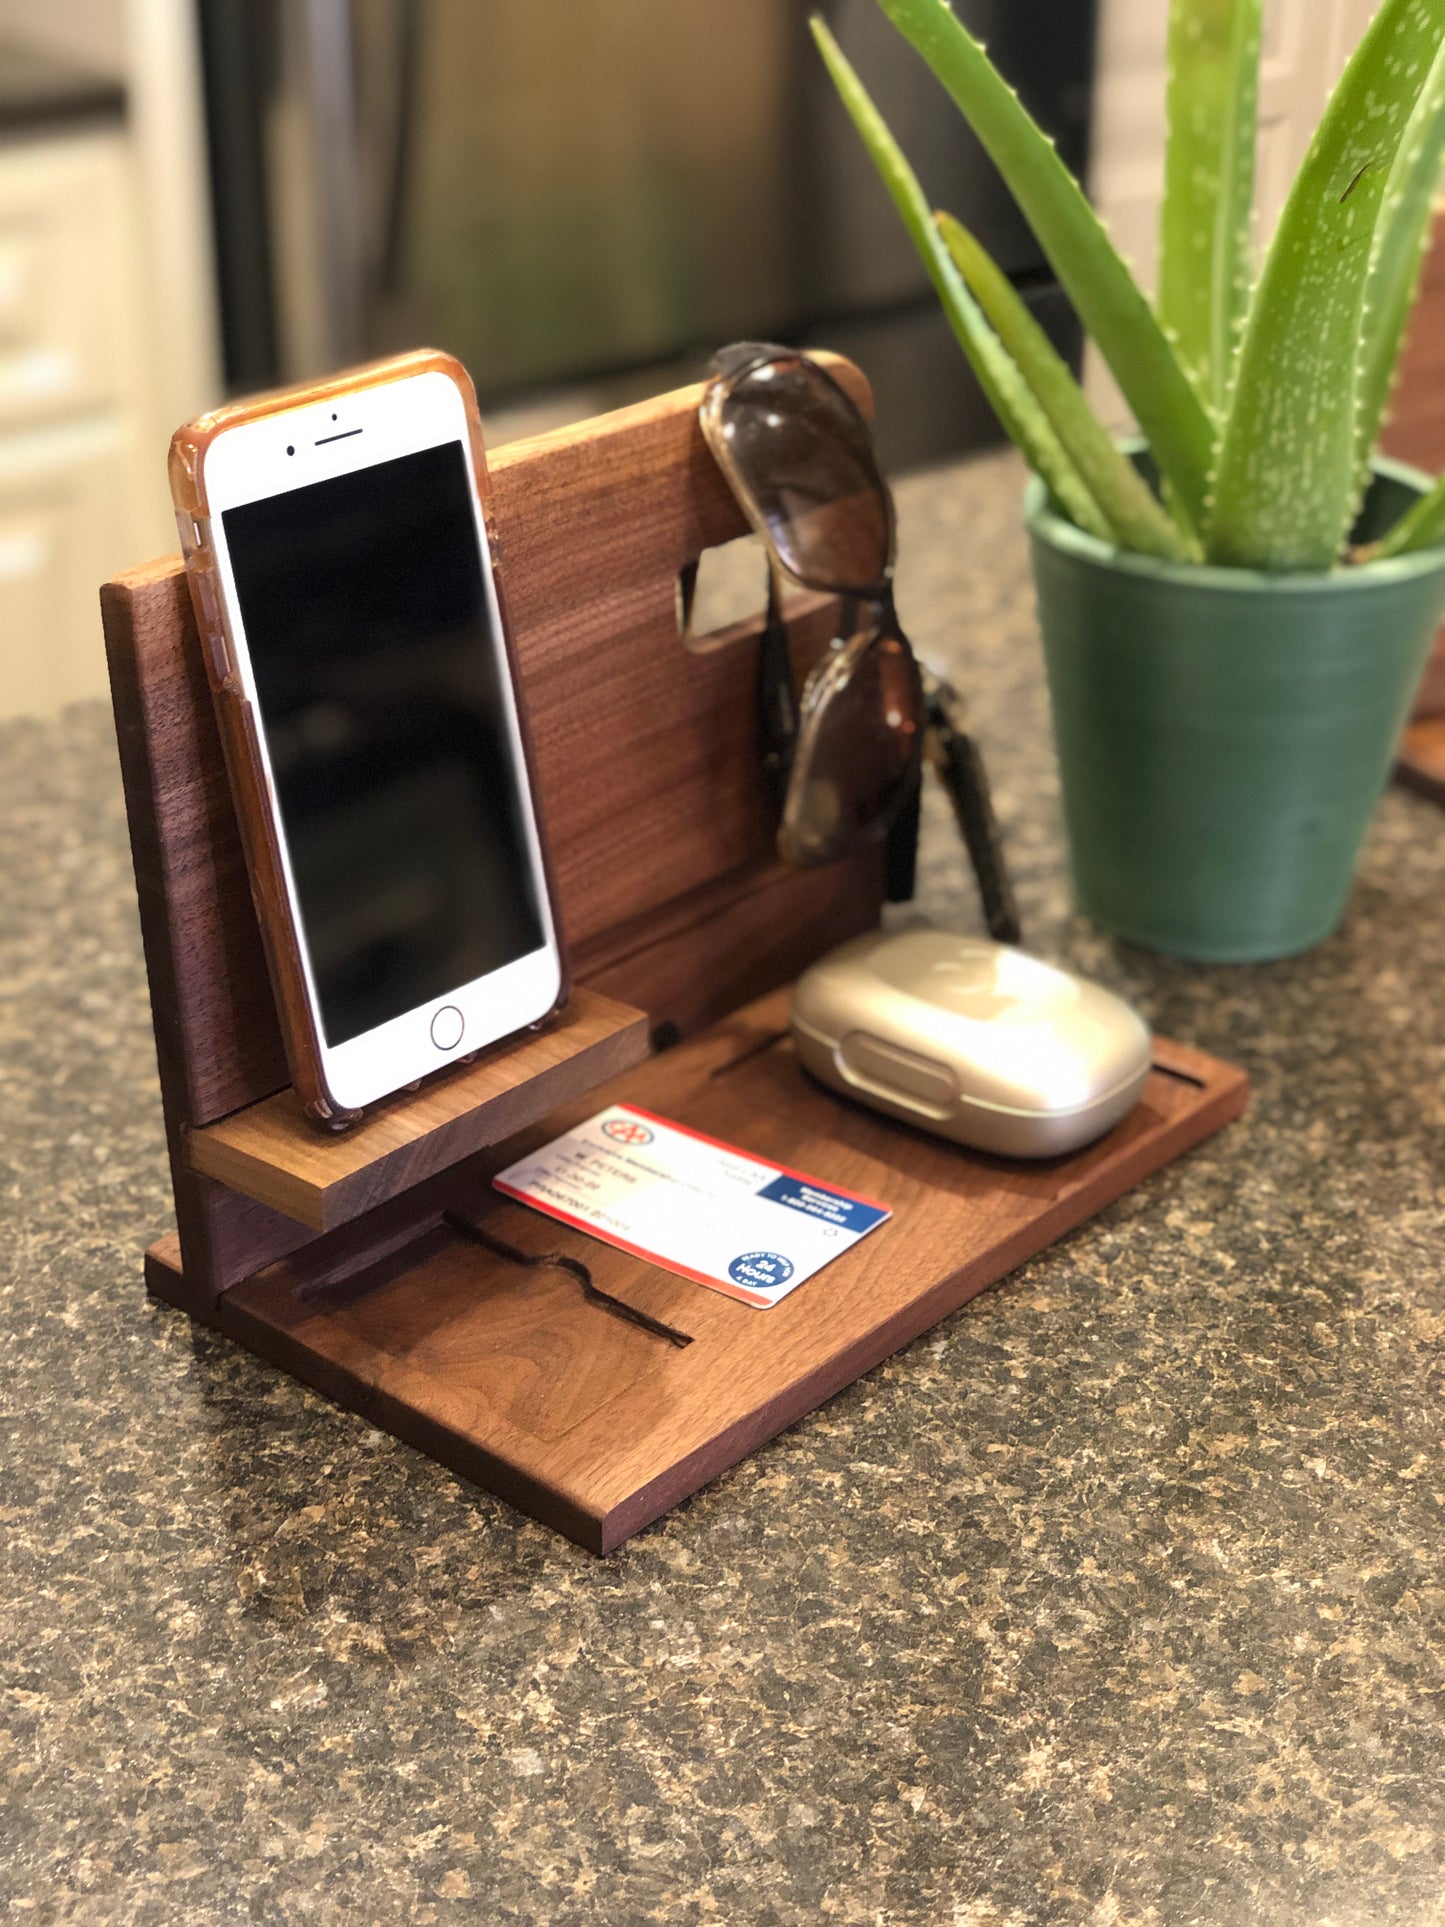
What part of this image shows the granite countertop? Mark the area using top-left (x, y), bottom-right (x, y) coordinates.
top-left (3, 448), bottom-right (1443, 1923)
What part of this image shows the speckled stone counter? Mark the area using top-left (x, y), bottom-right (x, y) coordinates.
top-left (3, 449), bottom-right (1443, 1924)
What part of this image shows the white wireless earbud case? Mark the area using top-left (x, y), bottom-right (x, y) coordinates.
top-left (791, 927), bottom-right (1151, 1158)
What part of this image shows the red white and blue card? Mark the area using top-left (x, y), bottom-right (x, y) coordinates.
top-left (492, 1103), bottom-right (892, 1308)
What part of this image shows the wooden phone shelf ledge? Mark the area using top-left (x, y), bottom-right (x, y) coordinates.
top-left (186, 988), bottom-right (648, 1232)
top-left (102, 364), bottom-right (1248, 1553)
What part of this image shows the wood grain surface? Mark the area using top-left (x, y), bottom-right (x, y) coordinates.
top-left (147, 991), bottom-right (1249, 1553)
top-left (102, 365), bottom-right (885, 1304)
top-left (187, 989), bottom-right (648, 1231)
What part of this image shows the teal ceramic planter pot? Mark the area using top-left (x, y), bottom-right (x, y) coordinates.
top-left (1026, 460), bottom-right (1445, 962)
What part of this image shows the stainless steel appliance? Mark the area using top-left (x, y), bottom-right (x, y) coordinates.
top-left (197, 0), bottom-right (1095, 468)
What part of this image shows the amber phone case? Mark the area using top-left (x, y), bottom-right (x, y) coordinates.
top-left (168, 348), bottom-right (569, 1130)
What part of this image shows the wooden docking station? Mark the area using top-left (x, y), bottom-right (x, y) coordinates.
top-left (102, 364), bottom-right (1248, 1554)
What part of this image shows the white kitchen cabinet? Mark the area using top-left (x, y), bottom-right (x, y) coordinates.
top-left (0, 125), bottom-right (170, 716)
top-left (0, 413), bottom-right (128, 716)
top-left (0, 128), bottom-right (132, 427)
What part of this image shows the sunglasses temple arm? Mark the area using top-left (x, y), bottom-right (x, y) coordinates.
top-left (884, 776), bottom-right (922, 903)
top-left (925, 687), bottom-right (1022, 945)
top-left (757, 567), bottom-right (798, 799)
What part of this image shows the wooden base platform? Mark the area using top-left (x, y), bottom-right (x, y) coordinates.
top-left (146, 989), bottom-right (1248, 1554)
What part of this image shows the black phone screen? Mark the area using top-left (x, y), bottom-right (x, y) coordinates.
top-left (222, 440), bottom-right (546, 1048)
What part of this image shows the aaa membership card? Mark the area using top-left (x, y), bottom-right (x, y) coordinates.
top-left (493, 1104), bottom-right (891, 1308)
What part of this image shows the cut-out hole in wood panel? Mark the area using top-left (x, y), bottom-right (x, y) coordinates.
top-left (677, 532), bottom-right (807, 653)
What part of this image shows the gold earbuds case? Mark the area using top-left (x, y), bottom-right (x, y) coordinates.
top-left (791, 927), bottom-right (1151, 1158)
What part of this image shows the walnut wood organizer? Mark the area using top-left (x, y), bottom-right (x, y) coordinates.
top-left (102, 364), bottom-right (1248, 1554)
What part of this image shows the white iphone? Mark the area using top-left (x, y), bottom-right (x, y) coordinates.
top-left (174, 355), bottom-right (565, 1122)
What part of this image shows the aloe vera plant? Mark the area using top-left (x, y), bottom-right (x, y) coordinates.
top-left (1158, 0), bottom-right (1261, 414)
top-left (812, 0), bottom-right (1445, 573)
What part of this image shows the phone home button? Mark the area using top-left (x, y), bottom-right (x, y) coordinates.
top-left (430, 1005), bottom-right (464, 1051)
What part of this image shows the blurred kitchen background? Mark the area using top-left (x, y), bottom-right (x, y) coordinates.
top-left (0, 0), bottom-right (1382, 718)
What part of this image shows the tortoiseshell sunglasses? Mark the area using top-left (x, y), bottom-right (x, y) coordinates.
top-left (689, 340), bottom-right (1019, 941)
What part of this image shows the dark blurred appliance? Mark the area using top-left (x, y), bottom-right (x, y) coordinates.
top-left (197, 0), bottom-right (1095, 469)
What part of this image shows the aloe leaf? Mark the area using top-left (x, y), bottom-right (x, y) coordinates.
top-left (937, 213), bottom-right (1194, 561)
top-left (809, 17), bottom-right (1113, 542)
top-left (1159, 0), bottom-right (1262, 411)
top-left (872, 0), bottom-right (1214, 538)
top-left (1372, 469), bottom-right (1445, 556)
top-left (1207, 0), bottom-right (1445, 571)
top-left (1355, 38), bottom-right (1445, 479)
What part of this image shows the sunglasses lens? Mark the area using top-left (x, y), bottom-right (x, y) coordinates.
top-left (717, 358), bottom-right (890, 591)
top-left (781, 625), bottom-right (922, 865)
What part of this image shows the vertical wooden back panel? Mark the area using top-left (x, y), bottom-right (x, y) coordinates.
top-left (101, 367), bottom-right (886, 1299)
